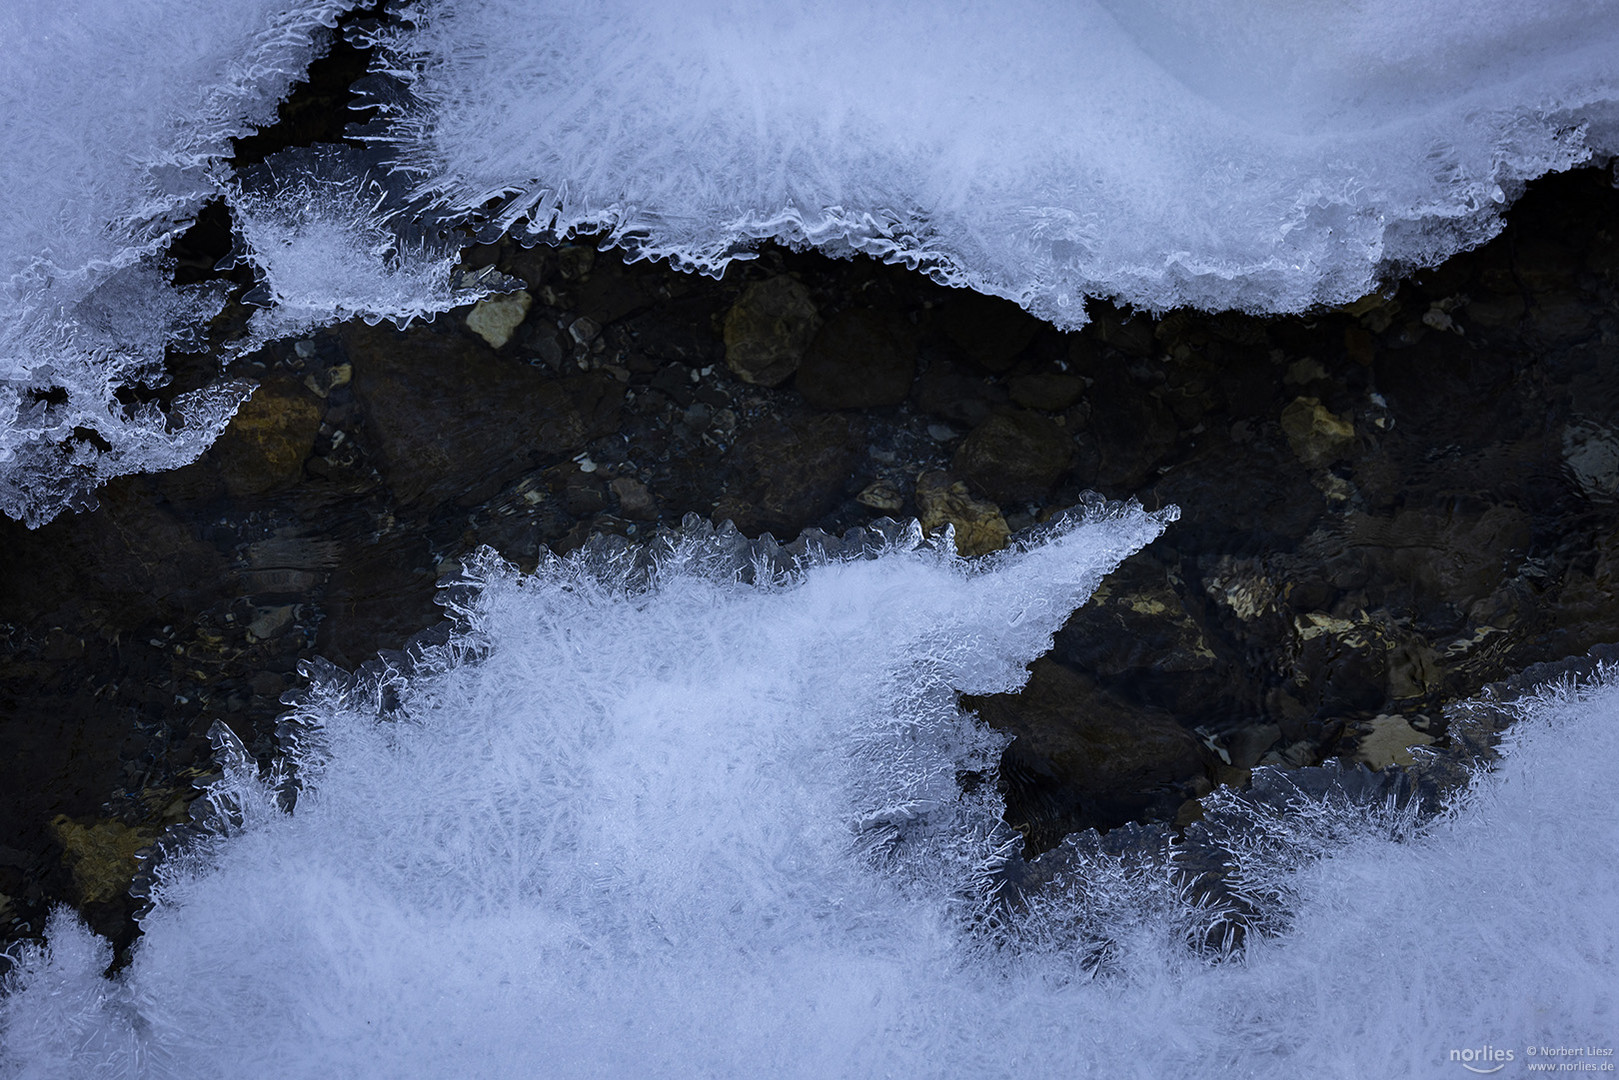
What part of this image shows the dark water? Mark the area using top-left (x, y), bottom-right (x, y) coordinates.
top-left (2, 157), bottom-right (1617, 959)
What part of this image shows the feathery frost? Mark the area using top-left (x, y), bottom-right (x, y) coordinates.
top-left (3, 507), bottom-right (1615, 1078)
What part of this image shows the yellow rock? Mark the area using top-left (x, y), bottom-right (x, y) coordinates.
top-left (915, 471), bottom-right (1010, 557)
top-left (1280, 396), bottom-right (1356, 467)
top-left (51, 816), bottom-right (158, 905)
top-left (1353, 714), bottom-right (1437, 769)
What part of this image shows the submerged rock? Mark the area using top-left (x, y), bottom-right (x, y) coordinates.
top-left (723, 275), bottom-right (821, 387)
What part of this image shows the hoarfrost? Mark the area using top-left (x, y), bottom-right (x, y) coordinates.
top-left (364, 0), bottom-right (1619, 327)
top-left (225, 146), bottom-right (515, 350)
top-left (0, 0), bottom-right (357, 525)
top-left (3, 507), bottom-right (1614, 1078)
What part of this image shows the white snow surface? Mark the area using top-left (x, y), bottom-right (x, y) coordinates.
top-left (370, 0), bottom-right (1619, 327)
top-left (1, 507), bottom-right (1614, 1079)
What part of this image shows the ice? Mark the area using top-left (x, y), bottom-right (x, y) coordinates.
top-left (365, 0), bottom-right (1619, 327)
top-left (0, 0), bottom-right (356, 526)
top-left (3, 507), bottom-right (1615, 1078)
top-left (225, 146), bottom-right (516, 349)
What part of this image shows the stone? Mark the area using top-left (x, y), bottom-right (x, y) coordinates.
top-left (967, 659), bottom-right (1204, 843)
top-left (50, 816), bottom-right (157, 905)
top-left (1353, 714), bottom-right (1436, 769)
top-left (715, 414), bottom-right (862, 535)
top-left (345, 322), bottom-right (622, 510)
top-left (610, 476), bottom-right (658, 521)
top-left (465, 290), bottom-right (533, 349)
top-left (953, 410), bottom-right (1073, 504)
top-left (723, 275), bottom-right (821, 386)
top-left (208, 377), bottom-right (323, 498)
top-left (794, 308), bottom-right (917, 409)
top-left (246, 605), bottom-right (295, 642)
top-left (1280, 396), bottom-right (1356, 467)
top-left (914, 471), bottom-right (1009, 556)
top-left (1008, 371), bottom-right (1086, 411)
top-left (856, 479), bottom-right (905, 514)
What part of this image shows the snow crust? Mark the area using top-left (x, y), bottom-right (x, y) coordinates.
top-left (0, 0), bottom-right (357, 526)
top-left (3, 507), bottom-right (1614, 1078)
top-left (368, 0), bottom-right (1619, 327)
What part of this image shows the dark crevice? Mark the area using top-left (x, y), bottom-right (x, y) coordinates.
top-left (229, 2), bottom-right (385, 170)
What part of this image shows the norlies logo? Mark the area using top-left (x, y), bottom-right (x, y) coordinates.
top-left (1451, 1046), bottom-right (1516, 1073)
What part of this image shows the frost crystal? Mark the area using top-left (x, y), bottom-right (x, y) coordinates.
top-left (364, 0), bottom-right (1619, 327)
top-left (0, 0), bottom-right (357, 525)
top-left (225, 146), bottom-right (515, 350)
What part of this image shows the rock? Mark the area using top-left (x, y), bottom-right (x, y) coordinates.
top-left (1054, 553), bottom-right (1221, 716)
top-left (1280, 396), bottom-right (1355, 467)
top-left (1079, 368), bottom-right (1178, 488)
top-left (209, 377), bottom-right (323, 497)
top-left (953, 410), bottom-right (1073, 504)
top-left (50, 816), bottom-right (156, 905)
top-left (915, 471), bottom-right (1009, 556)
top-left (795, 308), bottom-right (917, 409)
top-left (716, 414), bottom-right (862, 535)
top-left (723, 275), bottom-right (821, 386)
top-left (935, 290), bottom-right (1041, 372)
top-left (610, 476), bottom-right (658, 521)
top-left (345, 322), bottom-right (622, 510)
top-left (1353, 713), bottom-right (1436, 768)
top-left (967, 659), bottom-right (1204, 843)
top-left (246, 605), bottom-right (295, 641)
top-left (914, 362), bottom-right (1002, 427)
top-left (1008, 372), bottom-right (1085, 411)
top-left (856, 479), bottom-right (905, 514)
top-left (465, 290), bottom-right (533, 349)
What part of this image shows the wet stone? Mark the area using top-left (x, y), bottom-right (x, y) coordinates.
top-left (208, 377), bottom-right (323, 498)
top-left (465, 290), bottom-right (533, 349)
top-left (952, 409), bottom-right (1073, 505)
top-left (1280, 396), bottom-right (1356, 468)
top-left (723, 275), bottom-right (821, 387)
top-left (968, 659), bottom-right (1205, 848)
top-left (914, 471), bottom-right (1009, 557)
top-left (610, 476), bottom-right (658, 521)
top-left (346, 321), bottom-right (622, 511)
top-left (715, 414), bottom-right (862, 535)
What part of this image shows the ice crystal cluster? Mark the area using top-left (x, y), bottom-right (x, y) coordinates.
top-left (368, 0), bottom-right (1619, 325)
top-left (2, 507), bottom-right (1613, 1078)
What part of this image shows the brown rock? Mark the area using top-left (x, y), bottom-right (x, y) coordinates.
top-left (914, 471), bottom-right (1010, 556)
top-left (1280, 396), bottom-right (1355, 468)
top-left (345, 322), bottom-right (622, 510)
top-left (723, 275), bottom-right (821, 387)
top-left (610, 476), bottom-right (659, 521)
top-left (717, 414), bottom-right (862, 535)
top-left (51, 815), bottom-right (157, 905)
top-left (968, 659), bottom-right (1204, 840)
top-left (953, 410), bottom-right (1073, 504)
top-left (795, 308), bottom-right (917, 409)
top-left (209, 377), bottom-right (323, 497)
